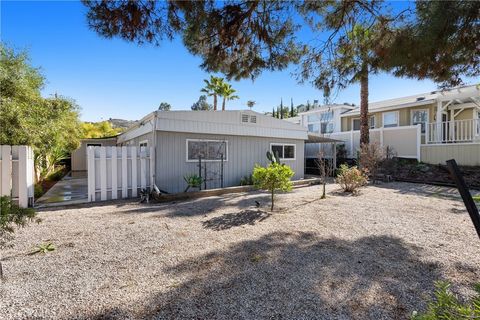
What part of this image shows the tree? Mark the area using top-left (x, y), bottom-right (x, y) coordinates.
top-left (252, 161), bottom-right (294, 211)
top-left (191, 95), bottom-right (212, 111)
top-left (385, 1), bottom-right (480, 87)
top-left (0, 44), bottom-right (82, 181)
top-left (315, 150), bottom-right (335, 199)
top-left (290, 98), bottom-right (295, 117)
top-left (158, 102), bottom-right (171, 111)
top-left (83, 1), bottom-right (301, 80)
top-left (201, 76), bottom-right (223, 111)
top-left (0, 196), bottom-right (38, 279)
top-left (280, 99), bottom-right (284, 119)
top-left (81, 121), bottom-right (121, 138)
top-left (219, 82), bottom-right (239, 111)
top-left (272, 107), bottom-right (276, 118)
top-left (247, 100), bottom-right (256, 110)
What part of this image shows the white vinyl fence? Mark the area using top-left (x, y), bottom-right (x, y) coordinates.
top-left (87, 146), bottom-right (155, 202)
top-left (0, 145), bottom-right (35, 207)
top-left (328, 125), bottom-right (422, 160)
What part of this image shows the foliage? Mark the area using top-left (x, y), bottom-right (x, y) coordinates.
top-left (266, 150), bottom-right (280, 164)
top-left (81, 121), bottom-right (122, 139)
top-left (473, 195), bottom-right (480, 203)
top-left (315, 151), bottom-right (335, 199)
top-left (0, 196), bottom-right (37, 249)
top-left (336, 144), bottom-right (348, 166)
top-left (219, 81), bottom-right (239, 111)
top-left (34, 184), bottom-right (44, 199)
top-left (31, 242), bottom-right (55, 254)
top-left (412, 281), bottom-right (480, 319)
top-left (239, 175), bottom-right (253, 186)
top-left (158, 102), bottom-right (172, 111)
top-left (359, 143), bottom-right (385, 184)
top-left (335, 164), bottom-right (368, 193)
top-left (183, 174), bottom-right (203, 192)
top-left (252, 162), bottom-right (294, 211)
top-left (386, 1), bottom-right (480, 87)
top-left (247, 100), bottom-right (256, 110)
top-left (0, 44), bottom-right (82, 181)
top-left (201, 76), bottom-right (224, 111)
top-left (191, 95), bottom-right (212, 111)
top-left (46, 166), bottom-right (67, 182)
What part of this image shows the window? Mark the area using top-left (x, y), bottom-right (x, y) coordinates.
top-left (270, 144), bottom-right (296, 160)
top-left (86, 143), bottom-right (102, 147)
top-left (307, 114), bottom-right (319, 122)
top-left (383, 111), bottom-right (399, 128)
top-left (353, 116), bottom-right (375, 131)
top-left (186, 139), bottom-right (227, 161)
top-left (139, 140), bottom-right (148, 148)
top-left (353, 119), bottom-right (360, 131)
top-left (308, 123), bottom-right (320, 133)
top-left (411, 109), bottom-right (428, 133)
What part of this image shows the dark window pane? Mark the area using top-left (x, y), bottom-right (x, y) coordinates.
top-left (271, 145), bottom-right (283, 159)
top-left (353, 119), bottom-right (360, 131)
top-left (284, 145), bottom-right (295, 159)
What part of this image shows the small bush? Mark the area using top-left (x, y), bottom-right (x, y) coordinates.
top-left (0, 196), bottom-right (37, 248)
top-left (359, 143), bottom-right (385, 184)
top-left (412, 281), bottom-right (480, 319)
top-left (46, 166), bottom-right (66, 181)
top-left (253, 162), bottom-right (294, 211)
top-left (34, 184), bottom-right (44, 199)
top-left (335, 164), bottom-right (368, 193)
top-left (32, 242), bottom-right (55, 254)
top-left (240, 175), bottom-right (253, 186)
top-left (183, 174), bottom-right (203, 192)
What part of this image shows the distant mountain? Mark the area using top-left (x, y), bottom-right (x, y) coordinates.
top-left (108, 118), bottom-right (139, 131)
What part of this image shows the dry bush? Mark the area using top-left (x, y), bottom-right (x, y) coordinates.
top-left (359, 143), bottom-right (385, 184)
top-left (335, 164), bottom-right (368, 193)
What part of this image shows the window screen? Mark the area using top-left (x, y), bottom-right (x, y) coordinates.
top-left (383, 112), bottom-right (398, 128)
top-left (187, 140), bottom-right (227, 161)
top-left (271, 144), bottom-right (295, 160)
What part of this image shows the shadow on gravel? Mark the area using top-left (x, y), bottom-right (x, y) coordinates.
top-left (373, 182), bottom-right (462, 200)
top-left (89, 232), bottom-right (443, 319)
top-left (202, 209), bottom-right (271, 231)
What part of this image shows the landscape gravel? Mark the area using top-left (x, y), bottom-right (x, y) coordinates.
top-left (1, 182), bottom-right (479, 319)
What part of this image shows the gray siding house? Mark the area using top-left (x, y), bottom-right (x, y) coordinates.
top-left (116, 110), bottom-right (308, 193)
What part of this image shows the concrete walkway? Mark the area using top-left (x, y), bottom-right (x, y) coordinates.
top-left (35, 171), bottom-right (88, 207)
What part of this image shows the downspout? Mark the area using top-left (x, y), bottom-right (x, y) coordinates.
top-left (152, 111), bottom-right (159, 192)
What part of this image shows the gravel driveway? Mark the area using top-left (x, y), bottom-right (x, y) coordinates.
top-left (1, 182), bottom-right (479, 319)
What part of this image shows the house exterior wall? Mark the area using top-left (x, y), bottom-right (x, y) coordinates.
top-left (71, 138), bottom-right (117, 171)
top-left (118, 132), bottom-right (154, 148)
top-left (421, 144), bottom-right (480, 166)
top-left (155, 131), bottom-right (305, 194)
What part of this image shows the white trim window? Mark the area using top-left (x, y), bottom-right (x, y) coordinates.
top-left (383, 111), bottom-right (399, 128)
top-left (139, 140), bottom-right (148, 148)
top-left (411, 109), bottom-right (429, 133)
top-left (352, 116), bottom-right (375, 131)
top-left (270, 143), bottom-right (296, 160)
top-left (186, 139), bottom-right (228, 162)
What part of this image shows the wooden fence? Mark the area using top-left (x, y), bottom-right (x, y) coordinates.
top-left (87, 146), bottom-right (155, 202)
top-left (0, 145), bottom-right (35, 207)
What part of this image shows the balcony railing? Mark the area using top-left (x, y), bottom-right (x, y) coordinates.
top-left (426, 119), bottom-right (480, 144)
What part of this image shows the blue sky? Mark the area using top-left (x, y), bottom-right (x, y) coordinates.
top-left (2, 1), bottom-right (475, 122)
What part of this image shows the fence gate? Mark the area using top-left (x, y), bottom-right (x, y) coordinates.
top-left (87, 146), bottom-right (155, 202)
top-left (0, 145), bottom-right (35, 207)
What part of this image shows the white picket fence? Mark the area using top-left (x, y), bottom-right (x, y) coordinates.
top-left (0, 145), bottom-right (35, 207)
top-left (87, 146), bottom-right (155, 202)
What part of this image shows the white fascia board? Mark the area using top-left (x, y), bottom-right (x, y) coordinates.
top-left (340, 99), bottom-right (436, 117)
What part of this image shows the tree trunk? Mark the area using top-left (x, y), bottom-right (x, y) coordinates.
top-left (271, 189), bottom-right (274, 211)
top-left (222, 98), bottom-right (226, 111)
top-left (213, 95), bottom-right (217, 111)
top-left (360, 66), bottom-right (370, 146)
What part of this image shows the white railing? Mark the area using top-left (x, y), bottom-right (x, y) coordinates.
top-left (426, 119), bottom-right (480, 144)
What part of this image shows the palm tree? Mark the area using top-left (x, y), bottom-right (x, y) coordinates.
top-left (247, 100), bottom-right (256, 110)
top-left (201, 76), bottom-right (223, 111)
top-left (219, 82), bottom-right (239, 111)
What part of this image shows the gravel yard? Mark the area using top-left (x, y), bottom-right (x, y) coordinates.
top-left (1, 182), bottom-right (479, 319)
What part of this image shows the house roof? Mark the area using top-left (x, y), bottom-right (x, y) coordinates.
top-left (341, 84), bottom-right (480, 117)
top-left (306, 133), bottom-right (343, 144)
top-left (117, 110), bottom-right (308, 143)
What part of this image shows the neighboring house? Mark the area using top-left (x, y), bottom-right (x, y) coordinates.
top-left (296, 84), bottom-right (480, 166)
top-left (71, 137), bottom-right (117, 171)
top-left (116, 110), bottom-right (308, 193)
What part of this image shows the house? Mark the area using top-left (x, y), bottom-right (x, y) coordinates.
top-left (296, 84), bottom-right (480, 166)
top-left (115, 110), bottom-right (308, 193)
top-left (71, 137), bottom-right (117, 171)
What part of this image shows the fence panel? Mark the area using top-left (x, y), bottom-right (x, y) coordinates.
top-left (0, 145), bottom-right (35, 207)
top-left (87, 146), bottom-right (154, 202)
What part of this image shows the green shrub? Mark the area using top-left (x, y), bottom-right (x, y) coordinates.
top-left (34, 184), bottom-right (44, 199)
top-left (32, 242), bottom-right (55, 254)
top-left (412, 281), bottom-right (480, 319)
top-left (240, 174), bottom-right (253, 186)
top-left (252, 162), bottom-right (294, 211)
top-left (183, 174), bottom-right (203, 192)
top-left (46, 166), bottom-right (66, 181)
top-left (335, 164), bottom-right (368, 193)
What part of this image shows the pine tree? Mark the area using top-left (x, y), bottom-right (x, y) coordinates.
top-left (290, 98), bottom-right (294, 117)
top-left (280, 99), bottom-right (284, 119)
top-left (272, 107), bottom-right (276, 118)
